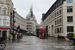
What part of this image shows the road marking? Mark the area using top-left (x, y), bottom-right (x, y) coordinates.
top-left (22, 42), bottom-right (23, 45)
top-left (15, 46), bottom-right (22, 48)
top-left (21, 42), bottom-right (75, 49)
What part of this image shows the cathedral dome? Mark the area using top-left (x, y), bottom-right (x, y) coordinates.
top-left (26, 6), bottom-right (35, 21)
top-left (26, 13), bottom-right (35, 19)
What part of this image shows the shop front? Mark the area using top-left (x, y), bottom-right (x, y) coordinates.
top-left (0, 28), bottom-right (10, 40)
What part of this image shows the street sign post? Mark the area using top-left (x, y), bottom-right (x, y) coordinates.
top-left (11, 29), bottom-right (13, 31)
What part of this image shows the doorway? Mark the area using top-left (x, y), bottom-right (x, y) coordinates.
top-left (49, 26), bottom-right (50, 36)
top-left (2, 30), bottom-right (7, 40)
top-left (51, 25), bottom-right (53, 36)
top-left (0, 30), bottom-right (1, 37)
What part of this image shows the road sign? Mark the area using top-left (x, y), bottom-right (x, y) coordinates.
top-left (11, 29), bottom-right (13, 31)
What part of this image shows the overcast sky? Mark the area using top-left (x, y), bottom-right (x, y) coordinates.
top-left (12, 0), bottom-right (56, 24)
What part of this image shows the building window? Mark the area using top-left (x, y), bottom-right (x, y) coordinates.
top-left (67, 0), bottom-right (73, 3)
top-left (60, 0), bottom-right (62, 4)
top-left (59, 10), bottom-right (61, 14)
top-left (55, 28), bottom-right (57, 33)
top-left (67, 16), bottom-right (73, 22)
top-left (57, 11), bottom-right (58, 16)
top-left (55, 21), bottom-right (56, 25)
top-left (56, 3), bottom-right (57, 8)
top-left (67, 26), bottom-right (74, 32)
top-left (3, 19), bottom-right (6, 26)
top-left (3, 8), bottom-right (6, 15)
top-left (55, 13), bottom-right (56, 17)
top-left (58, 1), bottom-right (59, 6)
top-left (60, 27), bottom-right (61, 33)
top-left (0, 7), bottom-right (1, 14)
top-left (57, 20), bottom-right (59, 24)
top-left (67, 6), bottom-right (73, 12)
top-left (3, 0), bottom-right (6, 4)
top-left (27, 28), bottom-right (28, 29)
top-left (60, 18), bottom-right (61, 23)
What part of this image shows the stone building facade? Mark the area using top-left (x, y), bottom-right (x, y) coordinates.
top-left (14, 11), bottom-right (27, 33)
top-left (0, 0), bottom-right (13, 39)
top-left (41, 0), bottom-right (75, 38)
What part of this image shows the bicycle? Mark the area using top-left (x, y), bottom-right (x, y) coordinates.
top-left (0, 37), bottom-right (6, 50)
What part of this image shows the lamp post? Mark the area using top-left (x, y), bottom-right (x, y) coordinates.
top-left (12, 8), bottom-right (16, 41)
top-left (10, 12), bottom-right (12, 37)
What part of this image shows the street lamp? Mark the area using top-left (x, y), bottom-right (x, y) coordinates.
top-left (12, 8), bottom-right (16, 41)
top-left (10, 12), bottom-right (12, 37)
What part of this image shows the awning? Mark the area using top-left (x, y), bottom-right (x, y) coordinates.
top-left (0, 28), bottom-right (10, 30)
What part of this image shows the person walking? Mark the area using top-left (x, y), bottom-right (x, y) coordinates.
top-left (9, 33), bottom-right (12, 40)
top-left (46, 33), bottom-right (48, 39)
top-left (72, 33), bottom-right (75, 45)
top-left (67, 32), bottom-right (75, 45)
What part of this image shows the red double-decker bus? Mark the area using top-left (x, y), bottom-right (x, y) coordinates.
top-left (39, 27), bottom-right (47, 39)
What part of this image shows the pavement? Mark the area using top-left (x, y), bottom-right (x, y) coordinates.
top-left (4, 36), bottom-right (75, 50)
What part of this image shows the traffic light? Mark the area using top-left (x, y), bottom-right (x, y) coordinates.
top-left (17, 25), bottom-right (20, 29)
top-left (10, 24), bottom-right (13, 27)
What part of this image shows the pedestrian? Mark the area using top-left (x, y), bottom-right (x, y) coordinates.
top-left (67, 32), bottom-right (75, 45)
top-left (9, 33), bottom-right (12, 40)
top-left (46, 33), bottom-right (48, 39)
top-left (15, 32), bottom-right (18, 39)
top-left (71, 33), bottom-right (75, 45)
top-left (17, 33), bottom-right (20, 41)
